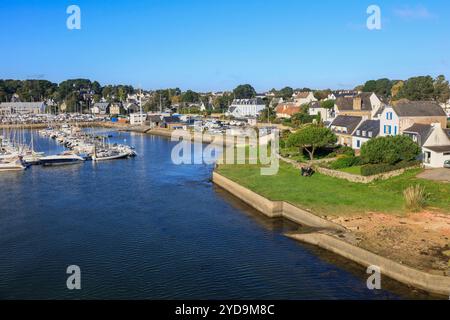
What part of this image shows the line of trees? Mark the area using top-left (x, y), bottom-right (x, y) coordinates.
top-left (359, 75), bottom-right (450, 103)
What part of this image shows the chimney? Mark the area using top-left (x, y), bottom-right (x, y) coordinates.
top-left (353, 96), bottom-right (362, 111)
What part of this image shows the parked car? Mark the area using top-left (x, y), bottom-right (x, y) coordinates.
top-left (444, 160), bottom-right (450, 168)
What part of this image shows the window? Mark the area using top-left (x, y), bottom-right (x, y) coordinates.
top-left (368, 131), bottom-right (373, 138)
top-left (388, 126), bottom-right (392, 134)
top-left (356, 130), bottom-right (361, 135)
top-left (357, 140), bottom-right (361, 148)
top-left (362, 131), bottom-right (367, 137)
top-left (394, 126), bottom-right (398, 135)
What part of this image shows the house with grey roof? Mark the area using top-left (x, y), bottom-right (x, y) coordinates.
top-left (379, 101), bottom-right (447, 137)
top-left (419, 124), bottom-right (450, 168)
top-left (334, 92), bottom-right (384, 120)
top-left (329, 115), bottom-right (363, 146)
top-left (351, 120), bottom-right (380, 149)
top-left (0, 102), bottom-right (47, 115)
top-left (91, 102), bottom-right (110, 115)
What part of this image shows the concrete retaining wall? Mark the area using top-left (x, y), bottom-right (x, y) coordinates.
top-left (212, 172), bottom-right (344, 230)
top-left (288, 233), bottom-right (450, 296)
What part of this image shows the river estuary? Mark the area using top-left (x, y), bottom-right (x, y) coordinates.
top-left (0, 129), bottom-right (425, 299)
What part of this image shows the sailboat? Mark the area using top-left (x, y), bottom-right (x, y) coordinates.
top-left (40, 151), bottom-right (85, 166)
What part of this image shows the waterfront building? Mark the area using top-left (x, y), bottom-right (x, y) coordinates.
top-left (0, 102), bottom-right (47, 115)
top-left (226, 98), bottom-right (265, 118)
top-left (91, 102), bottom-right (110, 115)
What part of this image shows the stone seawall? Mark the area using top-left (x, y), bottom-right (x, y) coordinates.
top-left (288, 233), bottom-right (450, 296)
top-left (213, 171), bottom-right (450, 296)
top-left (212, 171), bottom-right (344, 230)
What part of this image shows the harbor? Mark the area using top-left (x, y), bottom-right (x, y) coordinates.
top-left (0, 129), bottom-right (430, 299)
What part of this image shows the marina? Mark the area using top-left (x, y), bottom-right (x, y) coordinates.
top-left (0, 124), bottom-right (136, 170)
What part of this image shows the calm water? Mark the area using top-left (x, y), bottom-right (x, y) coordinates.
top-left (0, 129), bottom-right (423, 299)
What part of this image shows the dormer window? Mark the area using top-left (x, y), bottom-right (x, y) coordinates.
top-left (368, 131), bottom-right (373, 138)
top-left (362, 131), bottom-right (367, 137)
top-left (356, 130), bottom-right (361, 135)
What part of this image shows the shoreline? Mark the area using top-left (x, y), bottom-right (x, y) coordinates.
top-left (212, 171), bottom-right (450, 297)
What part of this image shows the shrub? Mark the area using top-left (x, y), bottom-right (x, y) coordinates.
top-left (336, 146), bottom-right (355, 157)
top-left (360, 160), bottom-right (420, 176)
top-left (330, 156), bottom-right (362, 169)
top-left (360, 135), bottom-right (421, 165)
top-left (404, 185), bottom-right (429, 212)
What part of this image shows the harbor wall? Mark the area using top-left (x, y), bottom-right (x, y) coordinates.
top-left (212, 171), bottom-right (344, 230)
top-left (287, 232), bottom-right (450, 297)
top-left (213, 171), bottom-right (450, 296)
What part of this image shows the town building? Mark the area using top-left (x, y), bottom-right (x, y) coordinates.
top-left (275, 103), bottom-right (301, 119)
top-left (226, 98), bottom-right (265, 118)
top-left (308, 101), bottom-right (335, 122)
top-left (91, 102), bottom-right (110, 115)
top-left (334, 93), bottom-right (384, 119)
top-left (330, 115), bottom-right (363, 146)
top-left (292, 91), bottom-right (317, 106)
top-left (379, 101), bottom-right (447, 137)
top-left (0, 102), bottom-right (47, 115)
top-left (351, 120), bottom-right (380, 150)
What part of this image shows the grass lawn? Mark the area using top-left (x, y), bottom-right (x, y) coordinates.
top-left (216, 161), bottom-right (450, 216)
top-left (338, 166), bottom-right (362, 175)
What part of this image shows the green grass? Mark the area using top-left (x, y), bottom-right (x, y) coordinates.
top-left (338, 166), bottom-right (362, 175)
top-left (216, 161), bottom-right (450, 216)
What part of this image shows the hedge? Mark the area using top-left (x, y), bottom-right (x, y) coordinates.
top-left (330, 156), bottom-right (362, 169)
top-left (360, 161), bottom-right (420, 177)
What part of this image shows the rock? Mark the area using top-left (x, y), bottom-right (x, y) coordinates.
top-left (442, 250), bottom-right (450, 257)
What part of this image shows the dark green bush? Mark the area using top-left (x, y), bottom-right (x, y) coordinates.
top-left (330, 156), bottom-right (362, 169)
top-left (336, 146), bottom-right (355, 157)
top-left (360, 161), bottom-right (420, 176)
top-left (360, 135), bottom-right (421, 165)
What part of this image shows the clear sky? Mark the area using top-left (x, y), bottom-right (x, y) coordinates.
top-left (0, 0), bottom-right (449, 92)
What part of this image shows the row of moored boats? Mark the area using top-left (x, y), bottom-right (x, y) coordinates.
top-left (0, 125), bottom-right (136, 172)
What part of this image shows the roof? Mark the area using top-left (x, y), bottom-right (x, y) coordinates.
top-left (403, 123), bottom-right (433, 146)
top-left (352, 120), bottom-right (380, 138)
top-left (330, 115), bottom-right (362, 133)
top-left (423, 145), bottom-right (450, 153)
top-left (392, 101), bottom-right (446, 117)
top-left (309, 101), bottom-right (322, 109)
top-left (163, 116), bottom-right (181, 123)
top-left (0, 102), bottom-right (46, 108)
top-left (231, 98), bottom-right (265, 106)
top-left (93, 102), bottom-right (110, 110)
top-left (275, 103), bottom-right (301, 116)
top-left (335, 93), bottom-right (376, 112)
top-left (293, 92), bottom-right (312, 99)
top-left (148, 115), bottom-right (162, 122)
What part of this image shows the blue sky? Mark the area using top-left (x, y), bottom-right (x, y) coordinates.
top-left (0, 0), bottom-right (449, 92)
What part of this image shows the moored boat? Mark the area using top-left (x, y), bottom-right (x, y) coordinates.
top-left (40, 152), bottom-right (85, 166)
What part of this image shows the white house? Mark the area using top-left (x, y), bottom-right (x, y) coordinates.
top-left (226, 98), bottom-right (265, 118)
top-left (351, 120), bottom-right (380, 150)
top-left (130, 113), bottom-right (147, 125)
top-left (421, 125), bottom-right (450, 168)
top-left (380, 101), bottom-right (448, 137)
top-left (308, 101), bottom-right (335, 122)
top-left (91, 102), bottom-right (110, 115)
top-left (293, 91), bottom-right (317, 106)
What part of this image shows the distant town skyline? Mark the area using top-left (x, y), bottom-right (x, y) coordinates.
top-left (0, 0), bottom-right (449, 92)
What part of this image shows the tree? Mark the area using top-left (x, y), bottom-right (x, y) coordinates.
top-left (181, 90), bottom-right (200, 103)
top-left (363, 78), bottom-right (393, 97)
top-left (320, 99), bottom-right (335, 109)
top-left (276, 87), bottom-right (294, 100)
top-left (391, 81), bottom-right (404, 100)
top-left (314, 89), bottom-right (331, 101)
top-left (397, 76), bottom-right (435, 101)
top-left (433, 75), bottom-right (450, 104)
top-left (233, 84), bottom-right (256, 99)
top-left (360, 135), bottom-right (420, 165)
top-left (286, 125), bottom-right (337, 160)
